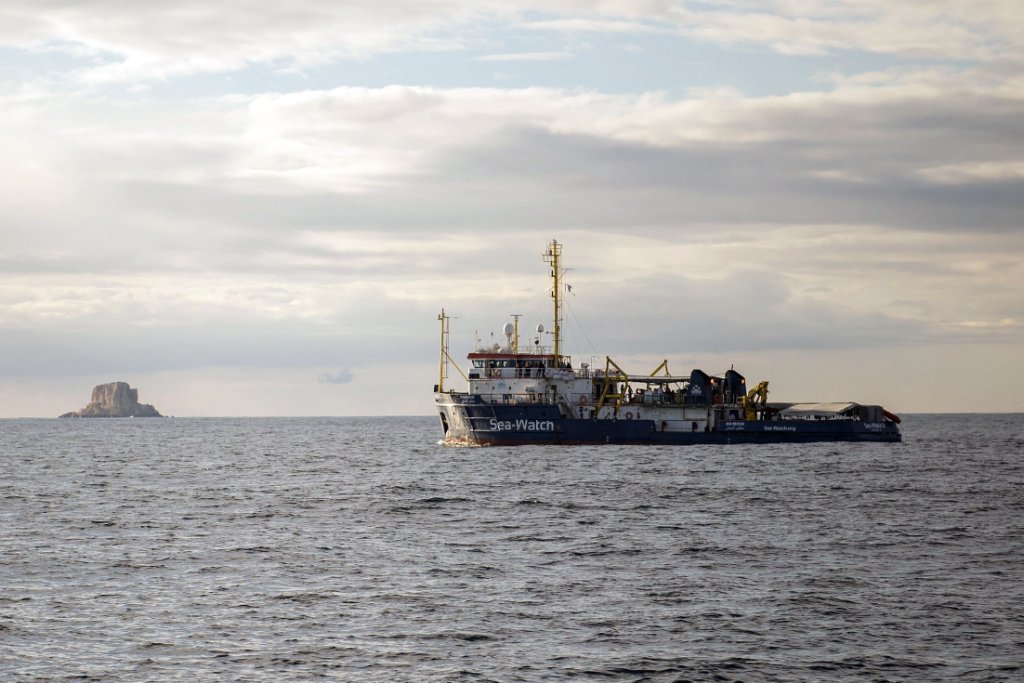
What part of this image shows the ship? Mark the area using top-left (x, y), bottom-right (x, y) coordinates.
top-left (434, 240), bottom-right (902, 445)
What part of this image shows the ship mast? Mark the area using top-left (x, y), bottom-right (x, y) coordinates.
top-left (437, 308), bottom-right (450, 392)
top-left (543, 240), bottom-right (562, 362)
top-left (511, 314), bottom-right (521, 353)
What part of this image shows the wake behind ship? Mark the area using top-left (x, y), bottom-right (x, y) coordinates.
top-left (434, 240), bottom-right (901, 445)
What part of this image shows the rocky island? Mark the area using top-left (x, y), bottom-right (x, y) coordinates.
top-left (60, 382), bottom-right (163, 418)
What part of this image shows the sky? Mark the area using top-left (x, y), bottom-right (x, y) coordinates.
top-left (1, 0), bottom-right (1022, 417)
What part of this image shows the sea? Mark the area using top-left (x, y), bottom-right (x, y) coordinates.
top-left (1, 414), bottom-right (1021, 682)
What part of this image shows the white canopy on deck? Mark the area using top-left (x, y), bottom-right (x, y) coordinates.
top-left (779, 402), bottom-right (859, 418)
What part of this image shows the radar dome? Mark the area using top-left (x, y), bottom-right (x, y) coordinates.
top-left (536, 324), bottom-right (545, 333)
top-left (502, 322), bottom-right (514, 336)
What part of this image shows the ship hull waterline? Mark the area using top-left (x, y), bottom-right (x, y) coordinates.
top-left (436, 395), bottom-right (902, 445)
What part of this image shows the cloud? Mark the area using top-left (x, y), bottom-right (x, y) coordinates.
top-left (3, 1), bottom-right (1023, 85)
top-left (1, 1), bottom-right (495, 82)
top-left (2, 73), bottom-right (1021, 350)
top-left (918, 161), bottom-right (1024, 185)
top-left (476, 51), bottom-right (574, 62)
top-left (523, 18), bottom-right (665, 35)
top-left (85, 74), bottom-right (1015, 217)
top-left (317, 369), bottom-right (354, 385)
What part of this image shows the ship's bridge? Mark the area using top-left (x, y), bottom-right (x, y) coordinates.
top-left (467, 352), bottom-right (562, 368)
top-left (467, 352), bottom-right (573, 380)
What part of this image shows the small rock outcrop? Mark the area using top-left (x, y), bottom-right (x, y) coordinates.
top-left (60, 382), bottom-right (163, 418)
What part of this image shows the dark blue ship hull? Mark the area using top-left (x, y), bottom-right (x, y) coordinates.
top-left (437, 399), bottom-right (902, 445)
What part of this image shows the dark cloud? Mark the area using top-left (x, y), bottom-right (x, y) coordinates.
top-left (419, 123), bottom-right (1024, 234)
top-left (317, 369), bottom-right (354, 384)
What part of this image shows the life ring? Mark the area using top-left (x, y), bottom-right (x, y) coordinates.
top-left (625, 411), bottom-right (633, 420)
top-left (579, 395), bottom-right (588, 405)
